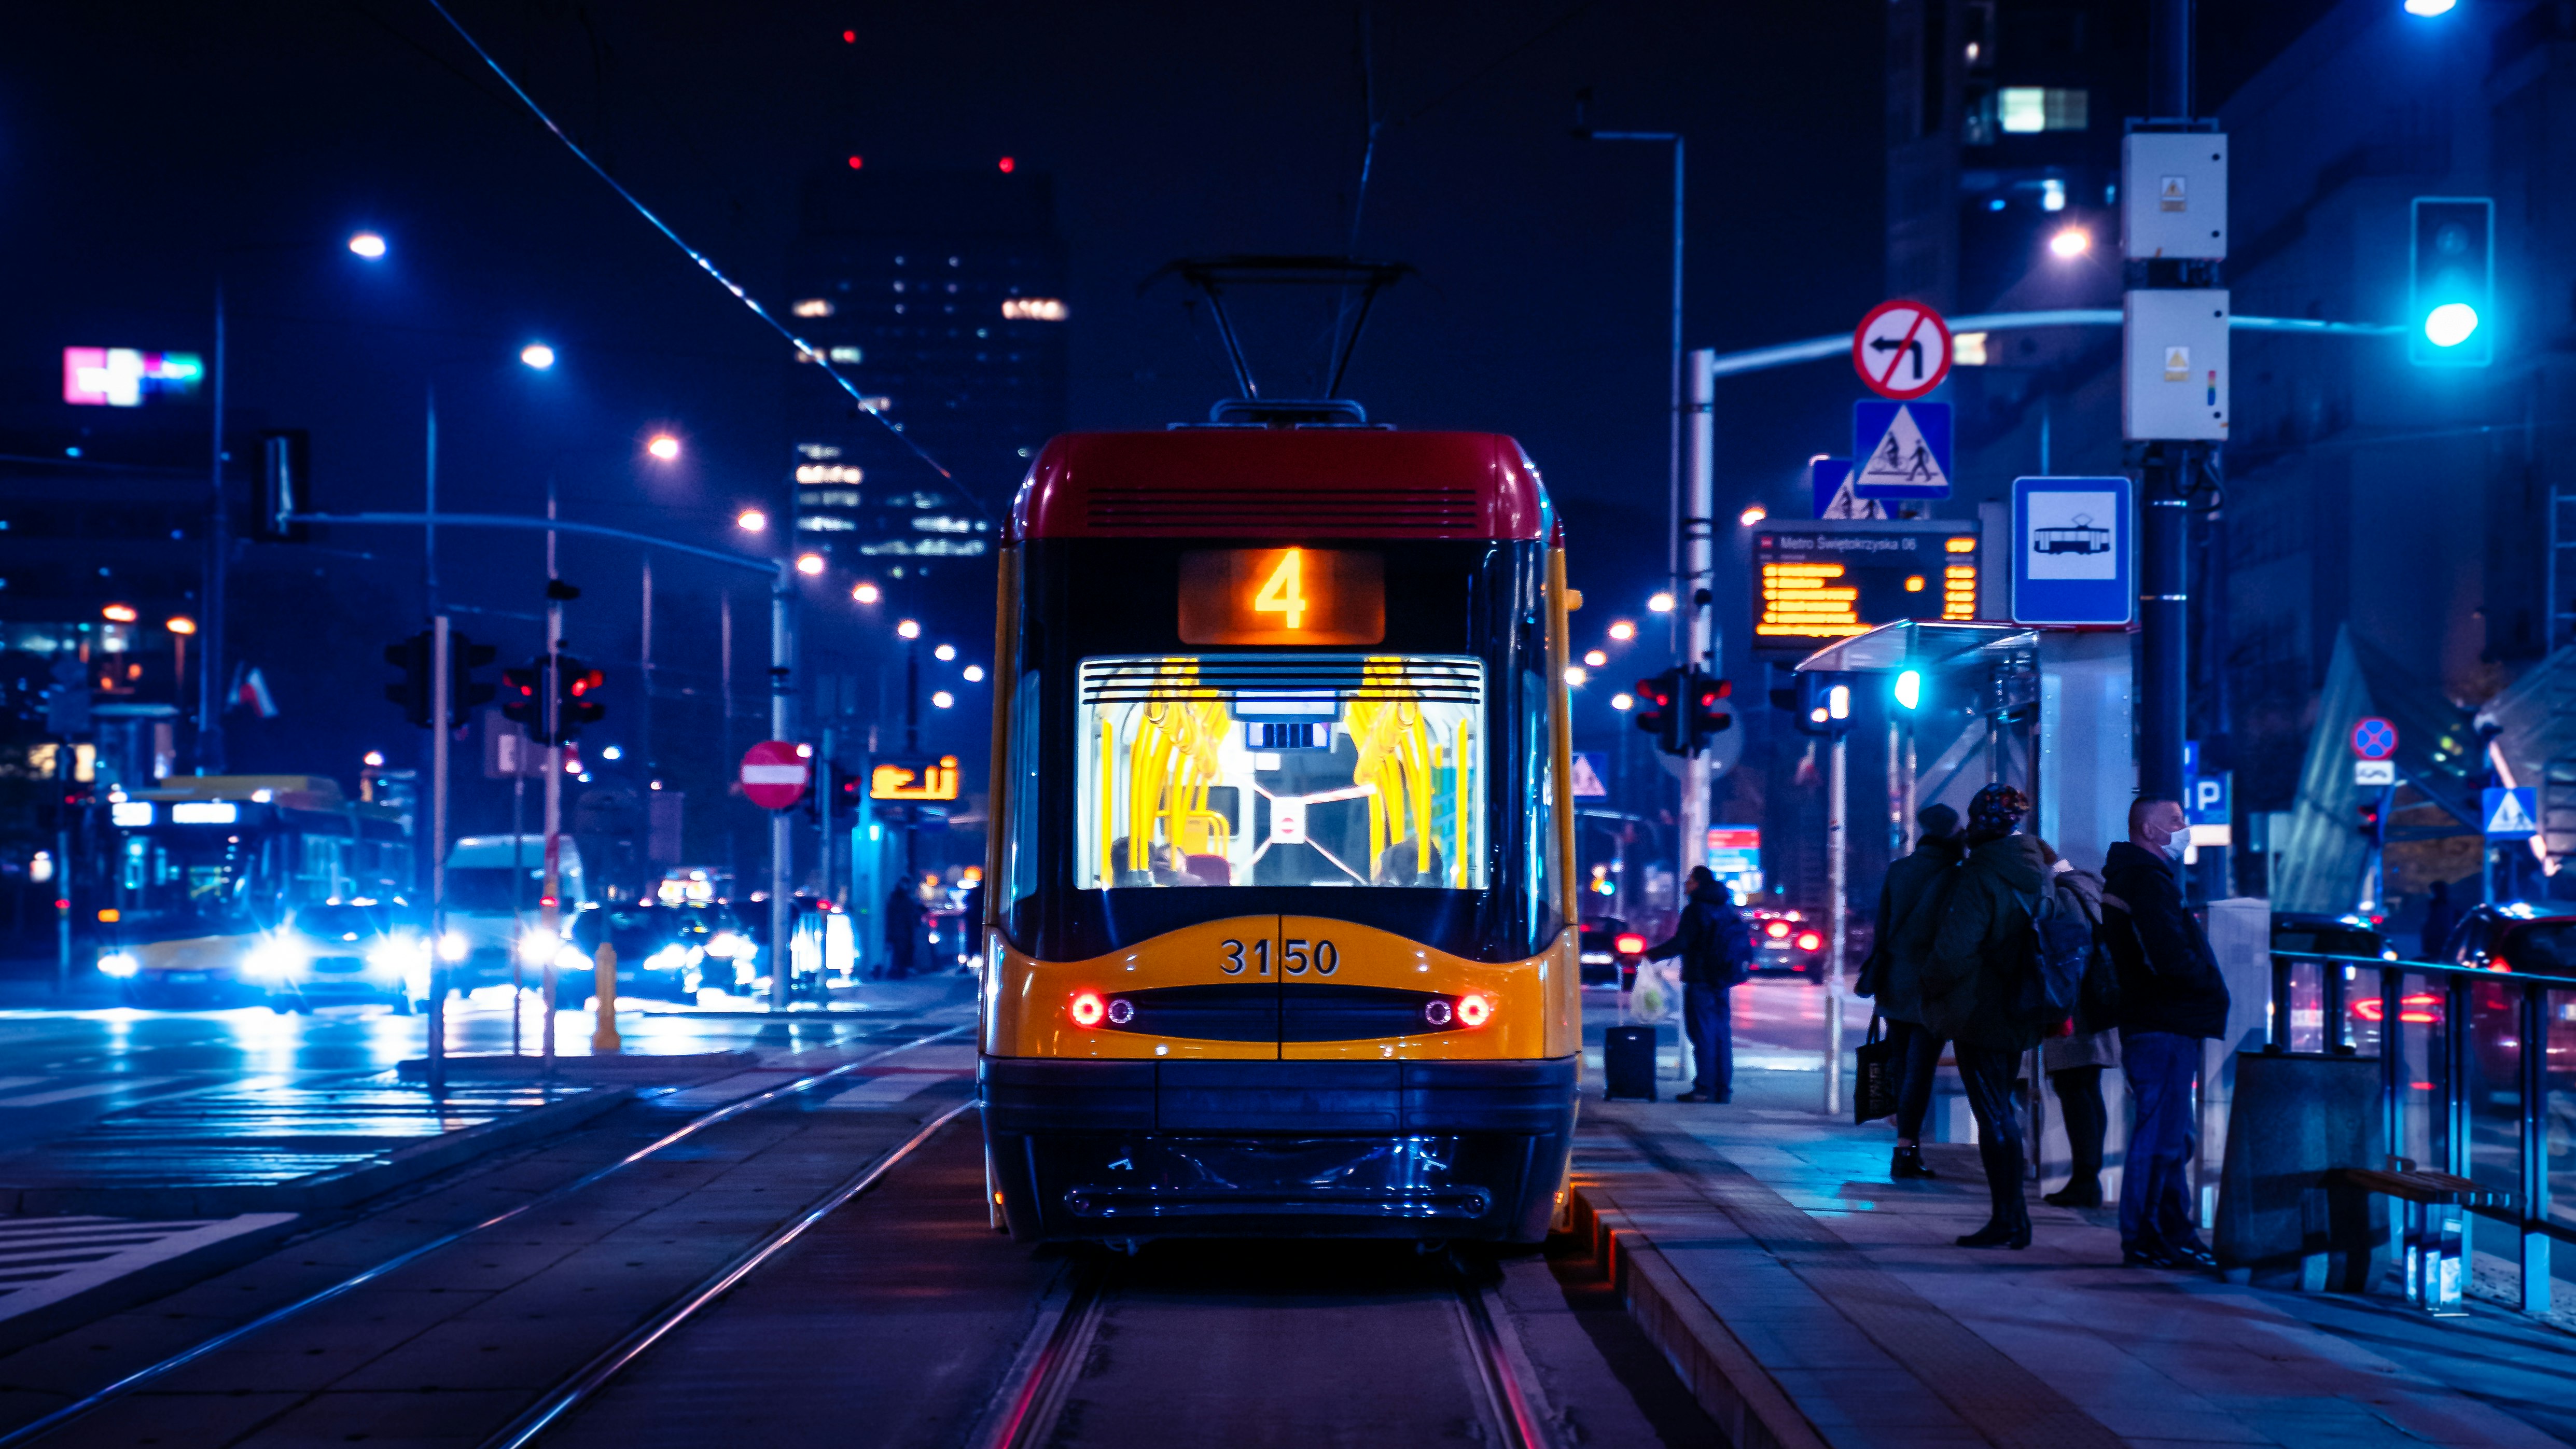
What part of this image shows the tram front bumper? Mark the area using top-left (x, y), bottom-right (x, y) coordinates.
top-left (980, 1056), bottom-right (1577, 1244)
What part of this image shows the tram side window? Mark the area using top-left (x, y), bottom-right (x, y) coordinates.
top-left (1075, 654), bottom-right (1488, 890)
top-left (1525, 671), bottom-right (1561, 939)
top-left (1004, 670), bottom-right (1043, 906)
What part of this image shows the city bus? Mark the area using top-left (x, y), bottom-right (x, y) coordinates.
top-left (95, 775), bottom-right (412, 1007)
top-left (978, 421), bottom-right (1581, 1244)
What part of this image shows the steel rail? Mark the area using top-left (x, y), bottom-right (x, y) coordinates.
top-left (1453, 1271), bottom-right (1552, 1449)
top-left (485, 1098), bottom-right (977, 1449)
top-left (975, 1259), bottom-right (1113, 1449)
top-left (0, 1023), bottom-right (970, 1448)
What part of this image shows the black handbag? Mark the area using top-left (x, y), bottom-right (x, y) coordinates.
top-left (1854, 1014), bottom-right (1902, 1124)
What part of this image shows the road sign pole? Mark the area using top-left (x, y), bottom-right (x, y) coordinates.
top-left (769, 572), bottom-right (796, 1012)
top-left (428, 615), bottom-right (449, 1094)
top-left (1682, 349), bottom-right (1716, 897)
top-left (1825, 731), bottom-right (1848, 1117)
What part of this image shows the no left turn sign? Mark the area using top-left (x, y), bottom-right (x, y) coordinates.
top-left (1853, 299), bottom-right (1954, 400)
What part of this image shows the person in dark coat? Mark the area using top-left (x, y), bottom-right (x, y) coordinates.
top-left (2101, 797), bottom-right (2232, 1270)
top-left (881, 882), bottom-right (922, 980)
top-left (1860, 803), bottom-right (1963, 1181)
top-left (1643, 866), bottom-right (1749, 1104)
top-left (2419, 880), bottom-right (2459, 962)
top-left (1922, 785), bottom-right (2048, 1248)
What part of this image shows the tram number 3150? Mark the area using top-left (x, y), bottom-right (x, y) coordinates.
top-left (1217, 938), bottom-right (1340, 976)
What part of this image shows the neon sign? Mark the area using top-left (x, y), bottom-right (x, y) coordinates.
top-left (870, 756), bottom-right (960, 802)
top-left (63, 348), bottom-right (203, 407)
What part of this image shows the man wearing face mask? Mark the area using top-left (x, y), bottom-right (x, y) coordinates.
top-left (2100, 797), bottom-right (2231, 1270)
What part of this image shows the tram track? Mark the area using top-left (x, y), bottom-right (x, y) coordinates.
top-left (976, 1245), bottom-right (1555, 1449)
top-left (0, 1021), bottom-right (971, 1448)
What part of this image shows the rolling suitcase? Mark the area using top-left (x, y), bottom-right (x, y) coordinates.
top-left (1604, 1024), bottom-right (1659, 1102)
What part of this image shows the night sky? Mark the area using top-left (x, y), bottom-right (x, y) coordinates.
top-left (3, 0), bottom-right (1889, 806)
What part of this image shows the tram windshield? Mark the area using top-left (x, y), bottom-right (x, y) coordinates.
top-left (1075, 653), bottom-right (1488, 890)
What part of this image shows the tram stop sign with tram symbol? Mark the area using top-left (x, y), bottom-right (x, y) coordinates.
top-left (2011, 476), bottom-right (2132, 626)
top-left (2350, 718), bottom-right (2399, 762)
top-left (1853, 299), bottom-right (1954, 400)
top-left (739, 740), bottom-right (812, 811)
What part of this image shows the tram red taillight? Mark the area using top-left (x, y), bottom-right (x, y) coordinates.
top-left (1456, 994), bottom-right (1493, 1028)
top-left (1069, 992), bottom-right (1106, 1027)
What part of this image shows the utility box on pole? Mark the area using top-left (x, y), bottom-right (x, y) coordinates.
top-left (2121, 132), bottom-right (2228, 260)
top-left (2123, 289), bottom-right (2231, 441)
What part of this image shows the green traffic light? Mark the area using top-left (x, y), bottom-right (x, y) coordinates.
top-left (2424, 301), bottom-right (2480, 348)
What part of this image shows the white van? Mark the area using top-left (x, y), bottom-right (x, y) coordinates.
top-left (442, 835), bottom-right (588, 990)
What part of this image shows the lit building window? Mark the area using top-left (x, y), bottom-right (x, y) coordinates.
top-left (1000, 298), bottom-right (1069, 321)
top-left (1998, 88), bottom-right (2088, 134)
top-left (828, 346), bottom-right (863, 363)
top-left (796, 464), bottom-right (866, 484)
top-left (791, 298), bottom-right (834, 317)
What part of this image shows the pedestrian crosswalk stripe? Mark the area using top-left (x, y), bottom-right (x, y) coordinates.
top-left (0, 1214), bottom-right (295, 1323)
top-left (0, 1077), bottom-right (184, 1108)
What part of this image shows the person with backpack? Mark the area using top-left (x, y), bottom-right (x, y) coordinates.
top-left (1859, 803), bottom-right (1964, 1180)
top-left (1920, 785), bottom-right (2049, 1248)
top-left (2036, 838), bottom-right (2119, 1208)
top-left (2101, 797), bottom-right (2231, 1271)
top-left (1642, 866), bottom-right (1750, 1104)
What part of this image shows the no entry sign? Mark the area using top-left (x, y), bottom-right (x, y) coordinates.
top-left (1853, 299), bottom-right (1954, 401)
top-left (739, 740), bottom-right (812, 811)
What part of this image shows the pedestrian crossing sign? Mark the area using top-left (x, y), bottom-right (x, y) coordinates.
top-left (1571, 751), bottom-right (1608, 799)
top-left (1853, 400), bottom-right (1952, 499)
top-left (2483, 786), bottom-right (2538, 840)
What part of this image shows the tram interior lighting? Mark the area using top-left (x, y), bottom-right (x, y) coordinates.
top-left (171, 801), bottom-right (238, 824)
top-left (1069, 991), bottom-right (1106, 1027)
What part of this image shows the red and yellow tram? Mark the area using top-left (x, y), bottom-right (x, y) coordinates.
top-left (977, 417), bottom-right (1582, 1243)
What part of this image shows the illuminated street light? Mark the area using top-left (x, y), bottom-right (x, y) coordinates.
top-left (796, 553), bottom-right (826, 576)
top-left (363, 750), bottom-right (386, 768)
top-left (164, 616), bottom-right (197, 636)
top-left (602, 745), bottom-right (624, 761)
top-left (1647, 592), bottom-right (1675, 613)
top-left (102, 603), bottom-right (137, 623)
top-left (934, 644), bottom-right (957, 662)
top-left (735, 509), bottom-right (767, 533)
top-left (963, 665), bottom-right (986, 682)
top-left (1607, 620), bottom-right (1635, 642)
top-left (1564, 665), bottom-right (1589, 687)
top-left (2404, 0), bottom-right (2456, 13)
top-left (896, 619), bottom-right (921, 639)
top-left (646, 434), bottom-right (681, 462)
top-left (2049, 227), bottom-right (2091, 259)
top-left (931, 690), bottom-right (955, 708)
top-left (1611, 693), bottom-right (1635, 711)
top-left (520, 343), bottom-right (556, 370)
top-left (347, 231), bottom-right (388, 259)
top-left (1583, 649), bottom-right (1608, 667)
top-left (851, 581), bottom-right (881, 603)
top-left (1739, 505), bottom-right (1767, 526)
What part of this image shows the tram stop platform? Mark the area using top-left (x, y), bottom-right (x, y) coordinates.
top-left (1568, 1069), bottom-right (2576, 1449)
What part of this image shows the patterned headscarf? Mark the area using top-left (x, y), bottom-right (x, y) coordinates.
top-left (1964, 784), bottom-right (2029, 842)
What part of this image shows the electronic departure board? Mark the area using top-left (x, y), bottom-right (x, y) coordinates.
top-left (1177, 548), bottom-right (1385, 646)
top-left (1750, 520), bottom-right (1980, 658)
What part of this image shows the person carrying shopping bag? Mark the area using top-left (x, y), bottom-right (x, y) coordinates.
top-left (1641, 866), bottom-right (1751, 1103)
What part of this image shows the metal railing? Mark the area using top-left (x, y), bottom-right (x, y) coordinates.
top-left (2266, 949), bottom-right (2576, 1315)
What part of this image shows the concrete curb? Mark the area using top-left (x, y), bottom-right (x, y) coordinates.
top-left (1568, 1185), bottom-right (1830, 1449)
top-left (0, 1085), bottom-right (633, 1218)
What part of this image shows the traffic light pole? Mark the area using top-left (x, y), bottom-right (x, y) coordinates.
top-left (2136, 0), bottom-right (2202, 806)
top-left (541, 530), bottom-right (562, 1078)
top-left (1681, 349), bottom-right (1716, 898)
top-left (428, 616), bottom-right (449, 1093)
top-left (769, 570), bottom-right (796, 1012)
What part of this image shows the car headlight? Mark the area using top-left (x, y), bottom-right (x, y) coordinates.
top-left (438, 930), bottom-right (471, 963)
top-left (243, 936), bottom-right (305, 981)
top-left (98, 952), bottom-right (140, 979)
top-left (367, 936), bottom-right (430, 977)
top-left (518, 929), bottom-right (560, 965)
top-left (647, 944), bottom-right (688, 971)
top-left (554, 945), bottom-right (592, 972)
top-left (707, 930), bottom-right (744, 959)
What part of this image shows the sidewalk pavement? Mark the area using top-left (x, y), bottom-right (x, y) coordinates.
top-left (1572, 1068), bottom-right (2576, 1449)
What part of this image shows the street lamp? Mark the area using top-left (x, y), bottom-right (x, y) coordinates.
top-left (347, 231), bottom-right (388, 260)
top-left (2049, 227), bottom-right (2092, 259)
top-left (519, 343), bottom-right (556, 370)
top-left (102, 603), bottom-right (137, 623)
top-left (1607, 620), bottom-right (1636, 641)
top-left (1611, 692), bottom-right (1634, 711)
top-left (1739, 505), bottom-right (1767, 526)
top-left (1647, 592), bottom-right (1675, 614)
top-left (736, 508), bottom-right (767, 533)
top-left (1583, 649), bottom-right (1608, 667)
top-left (896, 619), bottom-right (921, 640)
top-left (1564, 665), bottom-right (1589, 687)
top-left (934, 644), bottom-right (956, 662)
top-left (851, 581), bottom-right (880, 604)
top-left (795, 552), bottom-right (825, 576)
top-left (963, 664), bottom-right (985, 682)
top-left (646, 434), bottom-right (681, 462)
top-left (931, 690), bottom-right (955, 709)
top-left (2403, 0), bottom-right (2456, 13)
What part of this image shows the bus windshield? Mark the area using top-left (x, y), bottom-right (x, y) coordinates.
top-left (114, 828), bottom-right (263, 934)
top-left (1074, 653), bottom-right (1488, 890)
top-left (446, 866), bottom-right (543, 914)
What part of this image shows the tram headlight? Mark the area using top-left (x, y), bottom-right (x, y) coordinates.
top-left (97, 952), bottom-right (140, 979)
top-left (1069, 991), bottom-right (1106, 1027)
